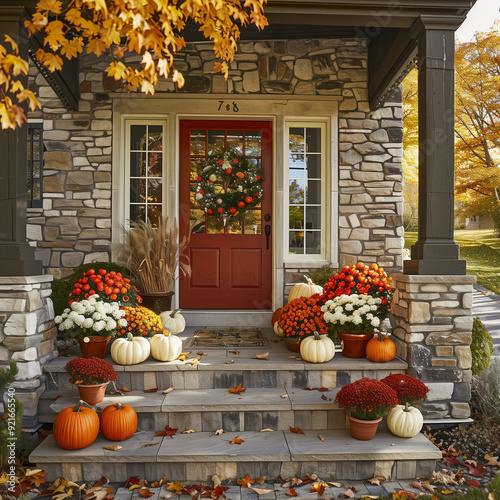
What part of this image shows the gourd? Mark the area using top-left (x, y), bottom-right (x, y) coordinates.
top-left (160, 309), bottom-right (186, 334)
top-left (272, 308), bottom-right (285, 337)
top-left (288, 276), bottom-right (323, 303)
top-left (366, 332), bottom-right (397, 363)
top-left (300, 332), bottom-right (335, 363)
top-left (387, 402), bottom-right (424, 438)
top-left (100, 403), bottom-right (138, 441)
top-left (53, 402), bottom-right (99, 450)
top-left (111, 333), bottom-right (150, 365)
top-left (150, 330), bottom-right (183, 362)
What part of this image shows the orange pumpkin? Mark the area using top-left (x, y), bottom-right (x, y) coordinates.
top-left (100, 403), bottom-right (138, 441)
top-left (53, 402), bottom-right (99, 450)
top-left (366, 332), bottom-right (397, 363)
top-left (272, 308), bottom-right (283, 326)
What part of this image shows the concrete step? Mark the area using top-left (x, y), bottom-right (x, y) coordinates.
top-left (38, 387), bottom-right (346, 432)
top-left (31, 429), bottom-right (442, 483)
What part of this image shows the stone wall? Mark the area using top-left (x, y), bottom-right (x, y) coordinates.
top-left (0, 275), bottom-right (56, 428)
top-left (27, 38), bottom-right (403, 277)
top-left (390, 274), bottom-right (476, 419)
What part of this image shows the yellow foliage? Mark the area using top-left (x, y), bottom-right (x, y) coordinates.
top-left (0, 0), bottom-right (268, 129)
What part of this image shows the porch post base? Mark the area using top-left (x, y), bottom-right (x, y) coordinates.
top-left (0, 243), bottom-right (43, 276)
top-left (390, 273), bottom-right (475, 419)
top-left (404, 258), bottom-right (466, 275)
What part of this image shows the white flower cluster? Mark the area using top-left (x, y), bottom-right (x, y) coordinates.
top-left (321, 294), bottom-right (382, 328)
top-left (55, 295), bottom-right (127, 334)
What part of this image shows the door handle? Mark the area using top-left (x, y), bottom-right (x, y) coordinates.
top-left (265, 224), bottom-right (271, 250)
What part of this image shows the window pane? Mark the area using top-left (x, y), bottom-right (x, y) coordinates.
top-left (227, 218), bottom-right (243, 234)
top-left (289, 156), bottom-right (305, 179)
top-left (306, 206), bottom-right (321, 230)
top-left (190, 159), bottom-right (204, 181)
top-left (227, 130), bottom-right (243, 154)
top-left (130, 152), bottom-right (146, 177)
top-left (289, 231), bottom-right (304, 253)
top-left (146, 205), bottom-right (162, 226)
top-left (245, 210), bottom-right (261, 234)
top-left (289, 180), bottom-right (304, 204)
top-left (208, 130), bottom-right (225, 155)
top-left (307, 154), bottom-right (321, 178)
top-left (289, 206), bottom-right (304, 229)
top-left (306, 128), bottom-right (321, 152)
top-left (306, 180), bottom-right (321, 204)
top-left (191, 209), bottom-right (206, 233)
top-left (27, 133), bottom-right (32, 161)
top-left (148, 179), bottom-right (162, 203)
top-left (191, 130), bottom-right (206, 155)
top-left (130, 125), bottom-right (147, 150)
top-left (245, 131), bottom-right (261, 156)
top-left (33, 139), bottom-right (40, 160)
top-left (130, 204), bottom-right (142, 222)
top-left (148, 125), bottom-right (163, 150)
top-left (289, 128), bottom-right (304, 152)
top-left (33, 161), bottom-right (40, 178)
top-left (130, 178), bottom-right (146, 203)
top-left (148, 152), bottom-right (162, 177)
top-left (207, 215), bottom-right (224, 234)
top-left (32, 180), bottom-right (41, 200)
top-left (305, 231), bottom-right (321, 254)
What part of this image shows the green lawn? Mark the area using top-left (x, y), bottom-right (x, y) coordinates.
top-left (404, 230), bottom-right (500, 294)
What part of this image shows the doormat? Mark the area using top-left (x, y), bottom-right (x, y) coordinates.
top-left (184, 328), bottom-right (269, 349)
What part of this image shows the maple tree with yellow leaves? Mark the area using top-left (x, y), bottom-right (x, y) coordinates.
top-left (0, 0), bottom-right (268, 130)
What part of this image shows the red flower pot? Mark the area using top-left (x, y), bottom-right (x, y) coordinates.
top-left (78, 336), bottom-right (108, 359)
top-left (77, 382), bottom-right (110, 406)
top-left (348, 415), bottom-right (382, 440)
top-left (338, 332), bottom-right (374, 358)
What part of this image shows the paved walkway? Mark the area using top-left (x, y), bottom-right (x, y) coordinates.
top-left (472, 285), bottom-right (500, 355)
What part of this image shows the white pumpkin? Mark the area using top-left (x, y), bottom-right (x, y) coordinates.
top-left (288, 276), bottom-right (323, 303)
top-left (273, 321), bottom-right (285, 337)
top-left (159, 309), bottom-right (186, 334)
top-left (111, 333), bottom-right (150, 365)
top-left (300, 332), bottom-right (335, 363)
top-left (150, 331), bottom-right (183, 362)
top-left (387, 403), bottom-right (424, 438)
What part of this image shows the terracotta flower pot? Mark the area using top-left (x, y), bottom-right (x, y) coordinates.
top-left (285, 336), bottom-right (302, 352)
top-left (348, 415), bottom-right (382, 440)
top-left (78, 336), bottom-right (108, 359)
top-left (338, 332), bottom-right (374, 358)
top-left (140, 291), bottom-right (174, 313)
top-left (77, 382), bottom-right (110, 406)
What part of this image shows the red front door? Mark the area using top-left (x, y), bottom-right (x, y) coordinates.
top-left (179, 121), bottom-right (273, 309)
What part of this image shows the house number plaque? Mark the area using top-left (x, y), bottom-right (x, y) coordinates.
top-left (218, 101), bottom-right (239, 113)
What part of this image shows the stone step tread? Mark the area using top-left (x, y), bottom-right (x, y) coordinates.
top-left (39, 387), bottom-right (342, 414)
top-left (31, 430), bottom-right (441, 465)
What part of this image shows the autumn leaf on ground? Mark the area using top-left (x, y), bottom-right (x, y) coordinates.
top-left (138, 487), bottom-right (154, 498)
top-left (230, 350), bottom-right (240, 355)
top-left (310, 482), bottom-right (325, 496)
top-left (465, 480), bottom-right (481, 487)
top-left (124, 476), bottom-right (140, 488)
top-left (339, 488), bottom-right (355, 498)
top-left (485, 453), bottom-right (500, 466)
top-left (392, 490), bottom-right (418, 500)
top-left (237, 473), bottom-right (255, 487)
top-left (211, 475), bottom-right (221, 488)
top-left (289, 426), bottom-right (306, 435)
top-left (318, 434), bottom-right (324, 442)
top-left (271, 339), bottom-right (280, 343)
top-left (197, 351), bottom-right (204, 355)
top-left (228, 383), bottom-right (246, 394)
top-left (182, 429), bottom-right (196, 434)
top-left (421, 483), bottom-right (436, 494)
top-left (210, 485), bottom-right (228, 499)
top-left (463, 463), bottom-right (486, 476)
top-left (443, 456), bottom-right (460, 466)
top-left (102, 445), bottom-right (122, 451)
top-left (163, 385), bottom-right (174, 394)
top-left (317, 387), bottom-right (329, 392)
top-left (26, 471), bottom-right (48, 487)
top-left (286, 488), bottom-right (298, 497)
top-left (177, 354), bottom-right (188, 361)
top-left (121, 387), bottom-right (131, 392)
top-left (250, 487), bottom-right (273, 495)
top-left (141, 442), bottom-right (159, 448)
top-left (230, 436), bottom-right (245, 445)
top-left (167, 482), bottom-right (184, 493)
top-left (410, 481), bottom-right (422, 489)
top-left (465, 459), bottom-right (477, 467)
top-left (255, 476), bottom-right (266, 485)
top-left (164, 426), bottom-right (178, 438)
top-left (367, 475), bottom-right (386, 485)
top-left (143, 387), bottom-right (158, 393)
top-left (255, 352), bottom-right (269, 359)
top-left (297, 385), bottom-right (317, 390)
top-left (327, 481), bottom-right (342, 488)
top-left (260, 428), bottom-right (274, 432)
top-left (290, 478), bottom-right (302, 486)
top-left (214, 429), bottom-right (224, 436)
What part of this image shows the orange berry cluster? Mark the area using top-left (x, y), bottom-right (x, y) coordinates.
top-left (69, 268), bottom-right (142, 307)
top-left (335, 378), bottom-right (399, 420)
top-left (320, 262), bottom-right (392, 307)
top-left (278, 294), bottom-right (328, 338)
top-left (116, 305), bottom-right (164, 338)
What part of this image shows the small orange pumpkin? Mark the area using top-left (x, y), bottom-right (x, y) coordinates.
top-left (100, 402), bottom-right (138, 441)
top-left (272, 308), bottom-right (283, 326)
top-left (366, 332), bottom-right (397, 363)
top-left (53, 401), bottom-right (99, 450)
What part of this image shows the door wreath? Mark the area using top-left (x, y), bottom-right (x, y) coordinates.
top-left (195, 149), bottom-right (264, 222)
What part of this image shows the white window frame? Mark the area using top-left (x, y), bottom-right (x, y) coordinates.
top-left (283, 119), bottom-right (331, 264)
top-left (123, 119), bottom-right (168, 226)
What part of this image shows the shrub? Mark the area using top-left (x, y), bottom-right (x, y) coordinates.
top-left (306, 264), bottom-right (337, 288)
top-left (474, 356), bottom-right (500, 422)
top-left (471, 317), bottom-right (494, 376)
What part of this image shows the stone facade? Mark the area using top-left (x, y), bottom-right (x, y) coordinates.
top-left (0, 275), bottom-right (56, 428)
top-left (26, 38), bottom-right (403, 278)
top-left (390, 274), bottom-right (476, 419)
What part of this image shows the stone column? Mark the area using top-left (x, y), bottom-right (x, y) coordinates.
top-left (404, 17), bottom-right (466, 275)
top-left (390, 273), bottom-right (476, 419)
top-left (0, 275), bottom-right (56, 428)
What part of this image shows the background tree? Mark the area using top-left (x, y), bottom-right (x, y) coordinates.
top-left (0, 0), bottom-right (267, 130)
top-left (455, 25), bottom-right (500, 232)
